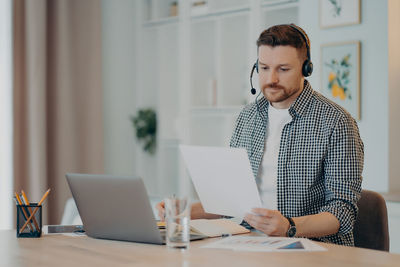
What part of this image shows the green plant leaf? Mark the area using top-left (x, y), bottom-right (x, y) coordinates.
top-left (131, 108), bottom-right (157, 155)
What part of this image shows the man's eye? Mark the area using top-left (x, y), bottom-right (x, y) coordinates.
top-left (262, 67), bottom-right (269, 70)
top-left (280, 68), bottom-right (289, 71)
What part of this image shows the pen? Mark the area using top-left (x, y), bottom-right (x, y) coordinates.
top-left (14, 193), bottom-right (34, 232)
top-left (221, 233), bottom-right (232, 238)
top-left (19, 189), bottom-right (51, 234)
top-left (13, 196), bottom-right (33, 232)
top-left (21, 190), bottom-right (40, 232)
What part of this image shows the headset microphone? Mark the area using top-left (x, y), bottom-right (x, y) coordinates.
top-left (250, 61), bottom-right (258, 95)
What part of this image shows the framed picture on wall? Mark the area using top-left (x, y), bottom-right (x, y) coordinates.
top-left (320, 0), bottom-right (361, 29)
top-left (321, 41), bottom-right (361, 120)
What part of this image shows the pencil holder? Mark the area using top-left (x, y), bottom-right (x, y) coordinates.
top-left (16, 203), bottom-right (42, 238)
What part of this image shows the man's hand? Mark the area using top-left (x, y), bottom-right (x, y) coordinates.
top-left (244, 208), bottom-right (290, 236)
top-left (155, 201), bottom-right (166, 221)
top-left (155, 201), bottom-right (223, 221)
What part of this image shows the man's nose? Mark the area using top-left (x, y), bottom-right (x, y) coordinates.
top-left (268, 70), bottom-right (279, 84)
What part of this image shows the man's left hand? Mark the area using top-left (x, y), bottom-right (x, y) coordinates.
top-left (244, 208), bottom-right (290, 236)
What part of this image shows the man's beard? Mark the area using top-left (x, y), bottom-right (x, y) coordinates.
top-left (262, 83), bottom-right (292, 103)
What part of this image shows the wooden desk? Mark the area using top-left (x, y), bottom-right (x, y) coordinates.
top-left (1, 230), bottom-right (399, 267)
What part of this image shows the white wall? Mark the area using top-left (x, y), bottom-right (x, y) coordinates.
top-left (0, 0), bottom-right (13, 230)
top-left (102, 0), bottom-right (137, 176)
top-left (299, 0), bottom-right (389, 192)
top-left (102, 0), bottom-right (393, 193)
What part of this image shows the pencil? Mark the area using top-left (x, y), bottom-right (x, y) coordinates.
top-left (15, 192), bottom-right (34, 232)
top-left (21, 190), bottom-right (40, 232)
top-left (19, 189), bottom-right (51, 234)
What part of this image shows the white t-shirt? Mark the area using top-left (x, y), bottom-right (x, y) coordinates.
top-left (257, 103), bottom-right (292, 210)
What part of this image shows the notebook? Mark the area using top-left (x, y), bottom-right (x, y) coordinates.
top-left (157, 219), bottom-right (249, 237)
top-left (189, 219), bottom-right (249, 237)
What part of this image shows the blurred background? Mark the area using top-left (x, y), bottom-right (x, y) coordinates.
top-left (1, 0), bottom-right (400, 252)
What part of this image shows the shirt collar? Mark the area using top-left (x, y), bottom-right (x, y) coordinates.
top-left (288, 79), bottom-right (313, 118)
top-left (256, 93), bottom-right (269, 117)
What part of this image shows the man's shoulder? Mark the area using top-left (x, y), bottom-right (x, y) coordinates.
top-left (238, 101), bottom-right (259, 118)
top-left (309, 89), bottom-right (356, 123)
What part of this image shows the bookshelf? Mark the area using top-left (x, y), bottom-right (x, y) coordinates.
top-left (135, 0), bottom-right (299, 198)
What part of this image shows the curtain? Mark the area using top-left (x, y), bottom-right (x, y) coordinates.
top-left (13, 0), bottom-right (104, 224)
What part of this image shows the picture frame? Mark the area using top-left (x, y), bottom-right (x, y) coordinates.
top-left (320, 0), bottom-right (361, 29)
top-left (320, 41), bottom-right (361, 120)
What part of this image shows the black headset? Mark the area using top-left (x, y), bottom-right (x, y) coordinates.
top-left (250, 24), bottom-right (313, 95)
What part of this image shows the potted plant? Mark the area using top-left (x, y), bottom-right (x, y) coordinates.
top-left (131, 108), bottom-right (157, 155)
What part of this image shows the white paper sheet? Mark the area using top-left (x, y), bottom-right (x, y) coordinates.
top-left (180, 145), bottom-right (262, 218)
top-left (43, 225), bottom-right (86, 237)
top-left (201, 236), bottom-right (327, 252)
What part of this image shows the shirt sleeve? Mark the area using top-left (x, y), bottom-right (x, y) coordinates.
top-left (229, 108), bottom-right (246, 148)
top-left (319, 114), bottom-right (364, 235)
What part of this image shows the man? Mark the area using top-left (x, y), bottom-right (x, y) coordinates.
top-left (157, 24), bottom-right (363, 246)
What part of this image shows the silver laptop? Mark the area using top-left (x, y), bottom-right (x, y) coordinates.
top-left (66, 173), bottom-right (206, 244)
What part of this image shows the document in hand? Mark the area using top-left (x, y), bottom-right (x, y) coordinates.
top-left (180, 145), bottom-right (262, 218)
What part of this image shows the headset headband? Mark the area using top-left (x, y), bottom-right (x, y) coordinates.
top-left (288, 24), bottom-right (311, 61)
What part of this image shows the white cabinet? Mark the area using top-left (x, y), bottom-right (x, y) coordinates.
top-left (135, 0), bottom-right (299, 198)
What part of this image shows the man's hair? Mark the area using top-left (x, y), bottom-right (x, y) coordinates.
top-left (256, 24), bottom-right (310, 61)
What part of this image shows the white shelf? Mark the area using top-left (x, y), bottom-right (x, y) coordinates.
top-left (143, 16), bottom-right (179, 28)
top-left (262, 4), bottom-right (298, 30)
top-left (261, 0), bottom-right (298, 8)
top-left (143, 0), bottom-right (178, 23)
top-left (190, 105), bottom-right (243, 116)
top-left (190, 4), bottom-right (250, 21)
top-left (137, 0), bottom-right (299, 198)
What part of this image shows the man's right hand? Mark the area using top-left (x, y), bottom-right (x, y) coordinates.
top-left (156, 201), bottom-right (166, 221)
top-left (155, 201), bottom-right (221, 221)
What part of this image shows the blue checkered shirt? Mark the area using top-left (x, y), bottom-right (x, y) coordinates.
top-left (230, 80), bottom-right (364, 246)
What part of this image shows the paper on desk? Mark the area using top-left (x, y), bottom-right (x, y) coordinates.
top-left (180, 145), bottom-right (262, 218)
top-left (201, 236), bottom-right (327, 252)
top-left (60, 233), bottom-right (86, 237)
top-left (43, 225), bottom-right (86, 237)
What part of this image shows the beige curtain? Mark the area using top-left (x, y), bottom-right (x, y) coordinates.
top-left (13, 0), bottom-right (104, 224)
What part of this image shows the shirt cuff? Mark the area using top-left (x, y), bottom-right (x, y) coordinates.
top-left (319, 200), bottom-right (357, 235)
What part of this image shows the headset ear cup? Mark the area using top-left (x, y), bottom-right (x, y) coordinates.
top-left (302, 60), bottom-right (313, 77)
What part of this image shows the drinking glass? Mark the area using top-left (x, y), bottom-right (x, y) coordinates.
top-left (164, 196), bottom-right (190, 249)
